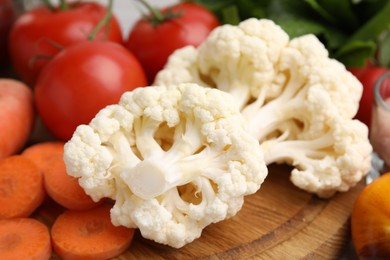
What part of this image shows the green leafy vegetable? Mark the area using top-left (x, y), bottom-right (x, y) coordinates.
top-left (378, 30), bottom-right (390, 67)
top-left (335, 40), bottom-right (377, 67)
top-left (221, 5), bottom-right (240, 25)
top-left (187, 0), bottom-right (390, 67)
top-left (304, 0), bottom-right (359, 30)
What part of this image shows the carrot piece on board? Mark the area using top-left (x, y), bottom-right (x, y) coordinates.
top-left (0, 218), bottom-right (51, 260)
top-left (0, 155), bottom-right (45, 218)
top-left (21, 141), bottom-right (65, 171)
top-left (23, 141), bottom-right (100, 210)
top-left (44, 156), bottom-right (101, 210)
top-left (51, 204), bottom-right (135, 260)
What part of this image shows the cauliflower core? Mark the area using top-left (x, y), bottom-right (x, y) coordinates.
top-left (155, 18), bottom-right (373, 198)
top-left (63, 83), bottom-right (267, 248)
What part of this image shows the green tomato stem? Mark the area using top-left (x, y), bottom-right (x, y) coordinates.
top-left (59, 0), bottom-right (69, 10)
top-left (28, 38), bottom-right (65, 67)
top-left (41, 0), bottom-right (69, 11)
top-left (41, 0), bottom-right (55, 11)
top-left (28, 54), bottom-right (55, 69)
top-left (87, 0), bottom-right (113, 40)
top-left (137, 0), bottom-right (165, 23)
top-left (136, 0), bottom-right (183, 26)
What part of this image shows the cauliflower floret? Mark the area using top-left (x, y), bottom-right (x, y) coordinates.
top-left (155, 18), bottom-right (372, 198)
top-left (156, 18), bottom-right (290, 109)
top-left (63, 83), bottom-right (267, 248)
top-left (263, 114), bottom-right (372, 198)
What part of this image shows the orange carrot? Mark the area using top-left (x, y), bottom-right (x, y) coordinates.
top-left (51, 204), bottom-right (135, 260)
top-left (0, 156), bottom-right (45, 218)
top-left (0, 218), bottom-right (51, 260)
top-left (44, 156), bottom-right (101, 210)
top-left (22, 141), bottom-right (100, 210)
top-left (0, 79), bottom-right (35, 159)
top-left (21, 141), bottom-right (65, 171)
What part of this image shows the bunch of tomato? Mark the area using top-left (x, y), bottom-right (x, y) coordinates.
top-left (0, 0), bottom-right (219, 141)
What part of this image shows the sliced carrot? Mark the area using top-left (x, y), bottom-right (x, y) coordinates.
top-left (22, 141), bottom-right (100, 210)
top-left (0, 156), bottom-right (45, 218)
top-left (44, 156), bottom-right (101, 210)
top-left (51, 204), bottom-right (135, 260)
top-left (0, 218), bottom-right (51, 260)
top-left (21, 141), bottom-right (65, 171)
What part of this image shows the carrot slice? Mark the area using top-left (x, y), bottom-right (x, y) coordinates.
top-left (21, 141), bottom-right (99, 210)
top-left (21, 141), bottom-right (65, 171)
top-left (44, 156), bottom-right (101, 210)
top-left (51, 204), bottom-right (135, 260)
top-left (0, 218), bottom-right (51, 260)
top-left (0, 155), bottom-right (45, 218)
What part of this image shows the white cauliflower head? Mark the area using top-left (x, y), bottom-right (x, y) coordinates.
top-left (155, 18), bottom-right (372, 198)
top-left (156, 18), bottom-right (290, 109)
top-left (63, 83), bottom-right (267, 248)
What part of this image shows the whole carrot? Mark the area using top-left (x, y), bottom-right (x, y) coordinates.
top-left (0, 79), bottom-right (35, 159)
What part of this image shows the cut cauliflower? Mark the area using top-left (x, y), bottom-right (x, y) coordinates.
top-left (63, 83), bottom-right (267, 248)
top-left (155, 18), bottom-right (372, 198)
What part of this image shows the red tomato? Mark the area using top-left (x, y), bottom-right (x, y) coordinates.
top-left (352, 66), bottom-right (389, 128)
top-left (34, 41), bottom-right (147, 141)
top-left (125, 2), bottom-right (220, 84)
top-left (347, 60), bottom-right (374, 79)
top-left (0, 0), bottom-right (17, 69)
top-left (9, 2), bottom-right (123, 86)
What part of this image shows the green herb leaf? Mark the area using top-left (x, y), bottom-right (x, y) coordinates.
top-left (304, 0), bottom-right (338, 25)
top-left (305, 0), bottom-right (359, 30)
top-left (342, 1), bottom-right (390, 43)
top-left (221, 5), bottom-right (241, 25)
top-left (273, 16), bottom-right (346, 52)
top-left (188, 0), bottom-right (390, 67)
top-left (273, 17), bottom-right (326, 38)
top-left (334, 40), bottom-right (376, 67)
top-left (235, 0), bottom-right (269, 20)
top-left (378, 30), bottom-right (390, 67)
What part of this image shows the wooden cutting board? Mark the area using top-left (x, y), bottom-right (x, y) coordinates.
top-left (34, 164), bottom-right (364, 259)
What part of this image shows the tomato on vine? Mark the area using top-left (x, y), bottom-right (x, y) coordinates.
top-left (34, 40), bottom-right (147, 141)
top-left (125, 0), bottom-right (220, 84)
top-left (9, 0), bottom-right (123, 86)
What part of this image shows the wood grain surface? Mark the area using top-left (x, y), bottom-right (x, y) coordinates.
top-left (34, 164), bottom-right (365, 259)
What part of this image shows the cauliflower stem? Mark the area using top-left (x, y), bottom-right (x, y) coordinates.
top-left (120, 116), bottom-right (224, 200)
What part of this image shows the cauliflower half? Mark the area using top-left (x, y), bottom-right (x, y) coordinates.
top-left (155, 18), bottom-right (373, 198)
top-left (63, 83), bottom-right (267, 248)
